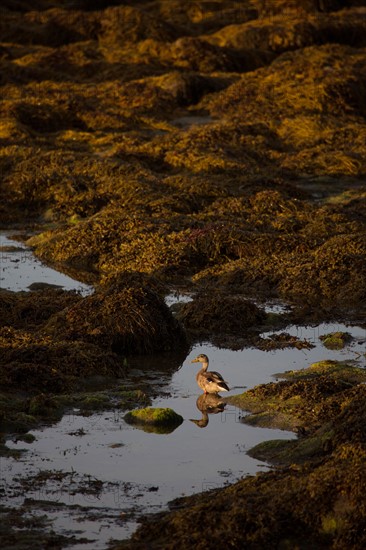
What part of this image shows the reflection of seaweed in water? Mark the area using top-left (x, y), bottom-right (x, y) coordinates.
top-left (190, 393), bottom-right (226, 429)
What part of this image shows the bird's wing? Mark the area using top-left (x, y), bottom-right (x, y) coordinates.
top-left (205, 372), bottom-right (229, 391)
top-left (210, 371), bottom-right (227, 383)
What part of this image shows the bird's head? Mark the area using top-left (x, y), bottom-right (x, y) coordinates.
top-left (191, 354), bottom-right (209, 365)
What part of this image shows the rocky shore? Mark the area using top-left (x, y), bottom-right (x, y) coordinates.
top-left (1, 1), bottom-right (366, 548)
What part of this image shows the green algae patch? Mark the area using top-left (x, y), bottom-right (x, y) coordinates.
top-left (124, 407), bottom-right (183, 434)
top-left (14, 433), bottom-right (36, 444)
top-left (247, 439), bottom-right (298, 464)
top-left (319, 331), bottom-right (352, 350)
top-left (54, 387), bottom-right (151, 415)
top-left (52, 387), bottom-right (151, 417)
top-left (113, 388), bottom-right (151, 411)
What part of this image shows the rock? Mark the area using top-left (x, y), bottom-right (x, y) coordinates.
top-left (124, 407), bottom-right (183, 434)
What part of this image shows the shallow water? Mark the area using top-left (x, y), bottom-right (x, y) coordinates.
top-left (1, 234), bottom-right (365, 548)
top-left (3, 330), bottom-right (365, 547)
top-left (0, 231), bottom-right (92, 295)
top-left (3, 345), bottom-right (294, 547)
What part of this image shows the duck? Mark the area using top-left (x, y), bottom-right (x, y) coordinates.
top-left (190, 354), bottom-right (229, 394)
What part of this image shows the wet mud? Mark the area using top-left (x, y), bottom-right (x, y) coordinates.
top-left (1, 0), bottom-right (366, 548)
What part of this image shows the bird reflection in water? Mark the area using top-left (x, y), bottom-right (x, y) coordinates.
top-left (190, 393), bottom-right (226, 428)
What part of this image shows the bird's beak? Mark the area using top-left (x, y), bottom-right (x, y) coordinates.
top-left (191, 358), bottom-right (199, 363)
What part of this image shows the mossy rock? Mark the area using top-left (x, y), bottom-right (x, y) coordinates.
top-left (124, 407), bottom-right (183, 434)
top-left (319, 331), bottom-right (352, 350)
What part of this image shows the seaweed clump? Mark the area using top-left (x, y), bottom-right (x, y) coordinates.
top-left (0, 275), bottom-right (186, 394)
top-left (228, 360), bottom-right (366, 431)
top-left (0, 288), bottom-right (82, 329)
top-left (255, 331), bottom-right (315, 351)
top-left (44, 273), bottom-right (187, 354)
top-left (178, 292), bottom-right (265, 341)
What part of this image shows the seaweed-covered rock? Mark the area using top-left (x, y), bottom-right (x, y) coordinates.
top-left (26, 185), bottom-right (366, 311)
top-left (45, 274), bottom-right (187, 354)
top-left (0, 288), bottom-right (82, 330)
top-left (124, 407), bottom-right (183, 430)
top-left (205, 43), bottom-right (366, 176)
top-left (0, 326), bottom-right (124, 393)
top-left (279, 233), bottom-right (366, 306)
top-left (178, 292), bottom-right (265, 339)
top-left (208, 8), bottom-right (366, 57)
top-left (98, 5), bottom-right (177, 50)
top-left (13, 101), bottom-right (87, 134)
top-left (228, 360), bottom-right (366, 431)
top-left (319, 331), bottom-right (352, 349)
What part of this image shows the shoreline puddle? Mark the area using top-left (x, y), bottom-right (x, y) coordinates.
top-left (1, 233), bottom-right (365, 548)
top-left (3, 328), bottom-right (365, 547)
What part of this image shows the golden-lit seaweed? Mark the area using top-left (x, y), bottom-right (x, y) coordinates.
top-left (24, 186), bottom-right (366, 309)
top-left (1, 1), bottom-right (366, 546)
